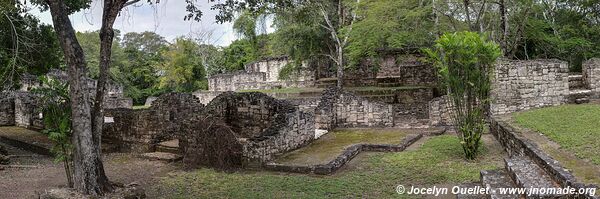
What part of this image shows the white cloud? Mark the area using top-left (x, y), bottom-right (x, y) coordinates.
top-left (25, 0), bottom-right (237, 46)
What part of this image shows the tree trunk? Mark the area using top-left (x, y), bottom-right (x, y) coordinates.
top-left (463, 0), bottom-right (473, 30)
top-left (336, 45), bottom-right (344, 89)
top-left (46, 0), bottom-right (110, 195)
top-left (499, 0), bottom-right (508, 54)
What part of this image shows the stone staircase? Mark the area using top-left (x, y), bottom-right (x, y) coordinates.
top-left (568, 74), bottom-right (592, 104)
top-left (140, 139), bottom-right (182, 162)
top-left (458, 156), bottom-right (564, 199)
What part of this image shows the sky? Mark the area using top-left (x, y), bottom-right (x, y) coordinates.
top-left (24, 0), bottom-right (241, 46)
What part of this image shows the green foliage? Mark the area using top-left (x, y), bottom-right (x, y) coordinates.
top-left (115, 31), bottom-right (168, 104)
top-left (157, 37), bottom-right (207, 92)
top-left (346, 0), bottom-right (437, 67)
top-left (76, 30), bottom-right (126, 78)
top-left (31, 76), bottom-right (74, 187)
top-left (0, 1), bottom-right (63, 89)
top-left (425, 31), bottom-right (501, 160)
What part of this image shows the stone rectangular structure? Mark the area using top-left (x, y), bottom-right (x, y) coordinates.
top-left (208, 56), bottom-right (315, 92)
top-left (490, 59), bottom-right (570, 115)
top-left (583, 58), bottom-right (600, 99)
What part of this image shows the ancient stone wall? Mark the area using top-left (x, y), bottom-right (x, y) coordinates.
top-left (103, 93), bottom-right (204, 152)
top-left (202, 92), bottom-right (315, 164)
top-left (490, 59), bottom-right (570, 115)
top-left (344, 52), bottom-right (437, 87)
top-left (315, 88), bottom-right (394, 129)
top-left (428, 96), bottom-right (453, 126)
top-left (105, 92), bottom-right (315, 165)
top-left (207, 56), bottom-right (315, 92)
top-left (13, 92), bottom-right (43, 129)
top-left (0, 93), bottom-right (15, 126)
top-left (583, 58), bottom-right (600, 99)
top-left (19, 69), bottom-right (132, 109)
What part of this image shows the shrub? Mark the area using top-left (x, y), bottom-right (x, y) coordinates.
top-left (424, 31), bottom-right (501, 160)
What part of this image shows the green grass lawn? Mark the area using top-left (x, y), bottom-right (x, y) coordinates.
top-left (514, 104), bottom-right (600, 165)
top-left (149, 135), bottom-right (503, 198)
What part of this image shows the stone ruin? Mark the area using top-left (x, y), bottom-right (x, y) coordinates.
top-left (0, 69), bottom-right (132, 130)
top-left (20, 69), bottom-right (133, 109)
top-left (104, 92), bottom-right (315, 167)
top-left (207, 56), bottom-right (315, 92)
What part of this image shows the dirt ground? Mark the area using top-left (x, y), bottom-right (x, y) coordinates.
top-left (0, 142), bottom-right (177, 199)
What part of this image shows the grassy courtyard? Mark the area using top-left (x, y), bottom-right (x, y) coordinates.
top-left (514, 104), bottom-right (600, 165)
top-left (275, 129), bottom-right (409, 165)
top-left (149, 135), bottom-right (504, 198)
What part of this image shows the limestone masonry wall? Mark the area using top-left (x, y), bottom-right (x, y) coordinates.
top-left (0, 93), bottom-right (15, 126)
top-left (202, 92), bottom-right (315, 164)
top-left (344, 53), bottom-right (437, 87)
top-left (490, 59), bottom-right (570, 115)
top-left (583, 58), bottom-right (600, 99)
top-left (14, 92), bottom-right (43, 129)
top-left (104, 93), bottom-right (203, 152)
top-left (104, 92), bottom-right (315, 165)
top-left (315, 88), bottom-right (394, 130)
top-left (208, 56), bottom-right (315, 92)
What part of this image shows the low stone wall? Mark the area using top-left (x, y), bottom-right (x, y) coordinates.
top-left (583, 58), bottom-right (600, 99)
top-left (490, 118), bottom-right (598, 198)
top-left (264, 134), bottom-right (423, 175)
top-left (491, 59), bottom-right (570, 115)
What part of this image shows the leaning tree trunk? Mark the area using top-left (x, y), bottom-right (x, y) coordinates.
top-left (46, 0), bottom-right (112, 195)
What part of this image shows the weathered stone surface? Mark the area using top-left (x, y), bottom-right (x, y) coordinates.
top-left (480, 170), bottom-right (519, 199)
top-left (344, 51), bottom-right (437, 87)
top-left (208, 56), bottom-right (314, 92)
top-left (490, 118), bottom-right (598, 199)
top-left (491, 59), bottom-right (570, 115)
top-left (428, 96), bottom-right (453, 126)
top-left (583, 58), bottom-right (600, 99)
top-left (314, 88), bottom-right (394, 130)
top-left (505, 156), bottom-right (563, 198)
top-left (0, 93), bottom-right (15, 126)
top-left (103, 93), bottom-right (204, 153)
top-left (263, 134), bottom-right (422, 175)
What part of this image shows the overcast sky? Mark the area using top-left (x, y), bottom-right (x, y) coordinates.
top-left (25, 0), bottom-right (241, 46)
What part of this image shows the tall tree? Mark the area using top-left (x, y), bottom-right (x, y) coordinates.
top-left (29, 0), bottom-right (202, 195)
